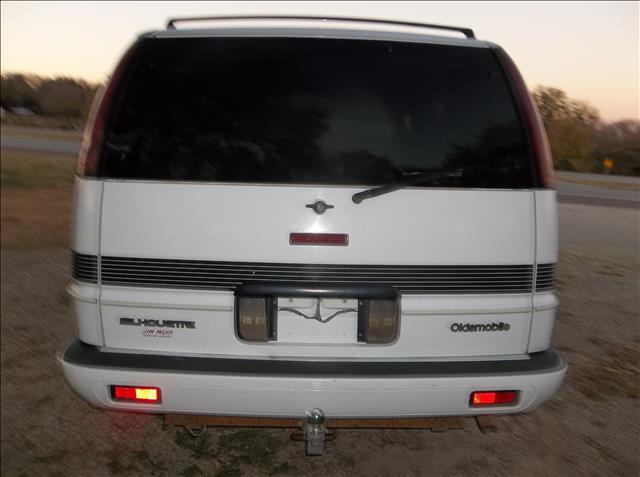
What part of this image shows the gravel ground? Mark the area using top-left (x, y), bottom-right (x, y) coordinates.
top-left (1, 202), bottom-right (638, 477)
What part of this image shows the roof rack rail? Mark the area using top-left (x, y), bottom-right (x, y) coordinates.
top-left (165, 15), bottom-right (475, 39)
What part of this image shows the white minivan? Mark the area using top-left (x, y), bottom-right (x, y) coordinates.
top-left (61, 16), bottom-right (566, 428)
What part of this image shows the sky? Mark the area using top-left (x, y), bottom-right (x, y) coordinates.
top-left (1, 1), bottom-right (638, 121)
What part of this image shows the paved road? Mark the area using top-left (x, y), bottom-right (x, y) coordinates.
top-left (556, 170), bottom-right (639, 184)
top-left (556, 171), bottom-right (639, 208)
top-left (2, 136), bottom-right (638, 208)
top-left (1, 136), bottom-right (80, 155)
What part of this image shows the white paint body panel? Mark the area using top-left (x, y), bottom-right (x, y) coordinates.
top-left (97, 284), bottom-right (534, 358)
top-left (71, 178), bottom-right (102, 255)
top-left (100, 182), bottom-right (534, 265)
top-left (67, 180), bottom-right (560, 363)
top-left (529, 293), bottom-right (560, 353)
top-left (534, 190), bottom-right (559, 264)
top-left (67, 282), bottom-right (101, 346)
top-left (93, 181), bottom-right (539, 358)
top-left (60, 354), bottom-right (567, 418)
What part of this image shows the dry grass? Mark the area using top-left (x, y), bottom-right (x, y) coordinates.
top-left (575, 346), bottom-right (640, 401)
top-left (0, 149), bottom-right (75, 249)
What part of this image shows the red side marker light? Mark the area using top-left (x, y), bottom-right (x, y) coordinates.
top-left (470, 390), bottom-right (518, 407)
top-left (112, 385), bottom-right (161, 403)
top-left (289, 233), bottom-right (349, 246)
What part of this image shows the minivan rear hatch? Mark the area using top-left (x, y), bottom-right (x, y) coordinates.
top-left (91, 34), bottom-right (538, 358)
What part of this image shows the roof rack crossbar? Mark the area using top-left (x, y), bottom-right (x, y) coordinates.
top-left (165, 15), bottom-right (475, 39)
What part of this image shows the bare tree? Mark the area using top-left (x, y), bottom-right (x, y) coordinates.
top-left (532, 86), bottom-right (601, 172)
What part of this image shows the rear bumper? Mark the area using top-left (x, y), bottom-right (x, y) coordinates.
top-left (60, 340), bottom-right (566, 418)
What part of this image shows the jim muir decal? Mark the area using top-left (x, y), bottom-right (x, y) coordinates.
top-left (119, 317), bottom-right (196, 338)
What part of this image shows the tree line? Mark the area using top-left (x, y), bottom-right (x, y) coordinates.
top-left (1, 74), bottom-right (98, 121)
top-left (1, 74), bottom-right (638, 175)
top-left (532, 86), bottom-right (639, 176)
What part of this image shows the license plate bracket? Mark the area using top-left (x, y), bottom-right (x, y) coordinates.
top-left (235, 283), bottom-right (399, 344)
top-left (276, 297), bottom-right (359, 344)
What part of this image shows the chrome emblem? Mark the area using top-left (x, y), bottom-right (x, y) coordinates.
top-left (305, 200), bottom-right (334, 215)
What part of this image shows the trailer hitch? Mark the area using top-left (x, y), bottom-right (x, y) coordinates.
top-left (164, 413), bottom-right (465, 457)
top-left (290, 408), bottom-right (336, 456)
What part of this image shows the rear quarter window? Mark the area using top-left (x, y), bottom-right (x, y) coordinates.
top-left (100, 37), bottom-right (534, 188)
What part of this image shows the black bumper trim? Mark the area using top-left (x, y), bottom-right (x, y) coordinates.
top-left (236, 282), bottom-right (398, 299)
top-left (63, 340), bottom-right (563, 377)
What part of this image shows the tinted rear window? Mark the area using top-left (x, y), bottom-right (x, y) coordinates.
top-left (101, 37), bottom-right (533, 188)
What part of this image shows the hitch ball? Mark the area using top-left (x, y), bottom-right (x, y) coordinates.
top-left (305, 408), bottom-right (326, 456)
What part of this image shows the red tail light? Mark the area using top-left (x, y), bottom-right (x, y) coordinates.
top-left (289, 233), bottom-right (349, 246)
top-left (112, 385), bottom-right (161, 403)
top-left (76, 43), bottom-right (140, 177)
top-left (493, 47), bottom-right (555, 189)
top-left (470, 390), bottom-right (518, 407)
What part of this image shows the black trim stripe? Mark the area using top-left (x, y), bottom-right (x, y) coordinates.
top-left (64, 339), bottom-right (563, 376)
top-left (535, 263), bottom-right (556, 292)
top-left (72, 252), bottom-right (98, 284)
top-left (71, 254), bottom-right (547, 294)
top-left (100, 256), bottom-right (534, 293)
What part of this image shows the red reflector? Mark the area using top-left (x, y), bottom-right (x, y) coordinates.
top-left (112, 386), bottom-right (161, 403)
top-left (470, 390), bottom-right (517, 406)
top-left (289, 233), bottom-right (349, 246)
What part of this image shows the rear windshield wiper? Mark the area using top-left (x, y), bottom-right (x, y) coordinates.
top-left (352, 169), bottom-right (463, 204)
